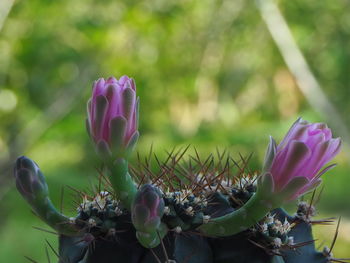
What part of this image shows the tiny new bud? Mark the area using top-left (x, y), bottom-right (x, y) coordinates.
top-left (14, 156), bottom-right (48, 201)
top-left (132, 184), bottom-right (165, 233)
top-left (131, 184), bottom-right (168, 248)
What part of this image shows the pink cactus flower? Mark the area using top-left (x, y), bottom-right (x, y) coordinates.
top-left (262, 118), bottom-right (341, 200)
top-left (87, 76), bottom-right (139, 156)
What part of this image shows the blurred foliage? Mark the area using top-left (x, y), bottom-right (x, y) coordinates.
top-left (0, 0), bottom-right (349, 262)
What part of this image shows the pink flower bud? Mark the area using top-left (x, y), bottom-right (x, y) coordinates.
top-left (132, 184), bottom-right (165, 233)
top-left (262, 118), bottom-right (341, 200)
top-left (14, 156), bottom-right (48, 201)
top-left (86, 76), bottom-right (139, 157)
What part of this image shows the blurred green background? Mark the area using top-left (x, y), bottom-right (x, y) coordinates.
top-left (0, 0), bottom-right (349, 261)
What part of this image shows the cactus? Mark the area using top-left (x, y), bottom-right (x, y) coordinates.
top-left (14, 76), bottom-right (349, 263)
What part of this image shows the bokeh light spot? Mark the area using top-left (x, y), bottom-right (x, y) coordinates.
top-left (0, 89), bottom-right (17, 112)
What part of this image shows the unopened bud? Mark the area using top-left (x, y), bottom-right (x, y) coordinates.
top-left (14, 156), bottom-right (48, 201)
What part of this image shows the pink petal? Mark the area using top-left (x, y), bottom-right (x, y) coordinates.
top-left (106, 76), bottom-right (118, 84)
top-left (277, 122), bottom-right (309, 151)
top-left (93, 78), bottom-right (106, 97)
top-left (304, 131), bottom-right (325, 151)
top-left (274, 141), bottom-right (311, 190)
top-left (303, 138), bottom-right (341, 179)
top-left (118, 75), bottom-right (130, 86)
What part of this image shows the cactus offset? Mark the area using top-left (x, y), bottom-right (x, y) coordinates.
top-left (14, 76), bottom-right (349, 263)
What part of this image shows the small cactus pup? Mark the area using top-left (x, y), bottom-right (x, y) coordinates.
top-left (86, 76), bottom-right (139, 211)
top-left (198, 118), bottom-right (341, 237)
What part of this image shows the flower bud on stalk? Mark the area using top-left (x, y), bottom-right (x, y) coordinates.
top-left (86, 76), bottom-right (139, 211)
top-left (14, 156), bottom-right (79, 236)
top-left (86, 76), bottom-right (139, 159)
top-left (199, 118), bottom-right (341, 237)
top-left (131, 184), bottom-right (167, 248)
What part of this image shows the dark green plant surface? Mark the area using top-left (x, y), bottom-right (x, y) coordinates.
top-left (57, 208), bottom-right (333, 263)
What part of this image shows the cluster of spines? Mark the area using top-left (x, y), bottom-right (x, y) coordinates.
top-left (163, 188), bottom-right (210, 231)
top-left (76, 192), bottom-right (123, 220)
top-left (253, 213), bottom-right (294, 252)
top-left (131, 147), bottom-right (258, 204)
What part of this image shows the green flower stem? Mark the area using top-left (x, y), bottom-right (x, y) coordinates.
top-left (28, 195), bottom-right (79, 236)
top-left (136, 223), bottom-right (168, 248)
top-left (198, 189), bottom-right (279, 237)
top-left (107, 158), bottom-right (137, 211)
top-left (198, 172), bottom-right (308, 237)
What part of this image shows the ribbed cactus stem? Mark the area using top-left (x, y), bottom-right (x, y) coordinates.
top-left (107, 158), bottom-right (137, 211)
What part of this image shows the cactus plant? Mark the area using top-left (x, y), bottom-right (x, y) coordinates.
top-left (14, 76), bottom-right (349, 263)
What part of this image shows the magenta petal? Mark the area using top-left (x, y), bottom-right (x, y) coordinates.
top-left (304, 132), bottom-right (325, 151)
top-left (93, 78), bottom-right (106, 97)
top-left (304, 138), bottom-right (341, 179)
top-left (328, 138), bottom-right (342, 157)
top-left (298, 141), bottom-right (329, 179)
top-left (277, 119), bottom-right (301, 150)
top-left (273, 141), bottom-right (311, 190)
top-left (106, 76), bottom-right (118, 84)
top-left (105, 84), bottom-right (119, 118)
top-left (323, 128), bottom-right (332, 140)
top-left (269, 147), bottom-right (289, 182)
top-left (119, 75), bottom-right (129, 86)
top-left (130, 78), bottom-right (136, 91)
top-left (277, 121), bottom-right (309, 151)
